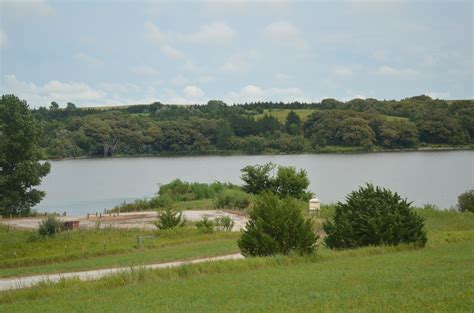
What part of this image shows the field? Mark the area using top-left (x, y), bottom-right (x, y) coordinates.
top-left (0, 208), bottom-right (472, 312)
top-left (0, 226), bottom-right (239, 278)
top-left (256, 108), bottom-right (410, 123)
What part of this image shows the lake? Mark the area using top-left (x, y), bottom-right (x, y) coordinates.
top-left (35, 151), bottom-right (473, 215)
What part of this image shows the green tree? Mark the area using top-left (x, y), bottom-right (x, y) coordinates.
top-left (323, 184), bottom-right (427, 249)
top-left (285, 111), bottom-right (302, 135)
top-left (274, 166), bottom-right (311, 200)
top-left (457, 189), bottom-right (474, 212)
top-left (238, 192), bottom-right (317, 256)
top-left (66, 102), bottom-right (77, 110)
top-left (216, 120), bottom-right (234, 149)
top-left (241, 163), bottom-right (276, 194)
top-left (0, 95), bottom-right (51, 216)
top-left (49, 101), bottom-right (59, 110)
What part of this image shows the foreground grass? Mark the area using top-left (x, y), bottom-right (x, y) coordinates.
top-left (0, 227), bottom-right (239, 277)
top-left (1, 210), bottom-right (473, 312)
top-left (1, 238), bottom-right (472, 312)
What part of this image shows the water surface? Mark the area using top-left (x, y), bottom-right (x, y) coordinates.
top-left (36, 151), bottom-right (474, 215)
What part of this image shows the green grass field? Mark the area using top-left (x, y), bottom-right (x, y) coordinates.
top-left (0, 209), bottom-right (472, 312)
top-left (0, 227), bottom-right (239, 277)
top-left (256, 108), bottom-right (410, 124)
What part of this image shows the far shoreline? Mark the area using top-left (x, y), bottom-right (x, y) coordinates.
top-left (45, 145), bottom-right (474, 161)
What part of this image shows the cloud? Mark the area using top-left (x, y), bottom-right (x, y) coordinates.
top-left (376, 65), bottom-right (419, 78)
top-left (184, 22), bottom-right (237, 44)
top-left (220, 49), bottom-right (260, 73)
top-left (1, 0), bottom-right (55, 18)
top-left (130, 66), bottom-right (160, 76)
top-left (74, 53), bottom-right (103, 67)
top-left (0, 30), bottom-right (7, 49)
top-left (160, 44), bottom-right (185, 59)
top-left (3, 74), bottom-right (106, 107)
top-left (225, 84), bottom-right (307, 103)
top-left (145, 22), bottom-right (184, 59)
top-left (183, 85), bottom-right (205, 98)
top-left (162, 85), bottom-right (207, 104)
top-left (144, 21), bottom-right (168, 44)
top-left (262, 21), bottom-right (308, 49)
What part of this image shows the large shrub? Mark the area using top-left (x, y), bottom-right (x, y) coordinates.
top-left (238, 192), bottom-right (317, 256)
top-left (38, 215), bottom-right (63, 237)
top-left (323, 184), bottom-right (427, 249)
top-left (457, 189), bottom-right (474, 212)
top-left (214, 189), bottom-right (251, 210)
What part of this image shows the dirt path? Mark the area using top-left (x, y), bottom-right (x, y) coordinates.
top-left (0, 253), bottom-right (244, 292)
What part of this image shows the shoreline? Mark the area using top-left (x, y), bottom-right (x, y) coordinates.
top-left (46, 145), bottom-right (474, 161)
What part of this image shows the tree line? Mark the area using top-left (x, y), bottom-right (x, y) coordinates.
top-left (21, 95), bottom-right (474, 158)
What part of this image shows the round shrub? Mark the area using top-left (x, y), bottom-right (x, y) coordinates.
top-left (238, 192), bottom-right (317, 256)
top-left (323, 184), bottom-right (427, 249)
top-left (457, 189), bottom-right (474, 212)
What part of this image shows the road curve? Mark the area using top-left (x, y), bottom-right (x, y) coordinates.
top-left (0, 253), bottom-right (244, 292)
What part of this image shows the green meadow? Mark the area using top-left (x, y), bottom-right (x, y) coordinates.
top-left (1, 208), bottom-right (472, 312)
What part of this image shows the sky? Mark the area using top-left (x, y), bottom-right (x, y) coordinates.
top-left (0, 0), bottom-right (472, 108)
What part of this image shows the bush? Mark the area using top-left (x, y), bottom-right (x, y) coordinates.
top-left (323, 184), bottom-right (427, 249)
top-left (214, 189), bottom-right (252, 210)
top-left (238, 192), bottom-right (317, 256)
top-left (457, 189), bottom-right (474, 212)
top-left (38, 215), bottom-right (63, 237)
top-left (159, 179), bottom-right (239, 201)
top-left (155, 208), bottom-right (185, 230)
top-left (195, 217), bottom-right (215, 233)
top-left (214, 216), bottom-right (235, 231)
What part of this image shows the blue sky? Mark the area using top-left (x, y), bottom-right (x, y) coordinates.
top-left (0, 0), bottom-right (472, 107)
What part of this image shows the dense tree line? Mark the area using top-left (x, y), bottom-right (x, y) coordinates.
top-left (18, 95), bottom-right (473, 158)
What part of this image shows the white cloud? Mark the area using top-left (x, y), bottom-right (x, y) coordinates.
top-left (183, 85), bottom-right (205, 98)
top-left (144, 21), bottom-right (168, 44)
top-left (262, 21), bottom-right (308, 49)
top-left (3, 74), bottom-right (106, 107)
top-left (376, 65), bottom-right (419, 78)
top-left (160, 44), bottom-right (185, 59)
top-left (0, 30), bottom-right (7, 49)
top-left (184, 22), bottom-right (237, 44)
top-left (162, 86), bottom-right (207, 104)
top-left (130, 66), bottom-right (160, 76)
top-left (145, 22), bottom-right (185, 59)
top-left (225, 84), bottom-right (307, 103)
top-left (1, 0), bottom-right (55, 18)
top-left (220, 49), bottom-right (260, 73)
top-left (74, 53), bottom-right (103, 67)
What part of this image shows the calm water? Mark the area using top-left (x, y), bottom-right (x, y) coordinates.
top-left (35, 151), bottom-right (474, 215)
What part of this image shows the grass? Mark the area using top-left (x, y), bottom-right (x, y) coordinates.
top-left (256, 109), bottom-right (318, 122)
top-left (1, 210), bottom-right (472, 312)
top-left (0, 226), bottom-right (239, 277)
top-left (0, 208), bottom-right (472, 312)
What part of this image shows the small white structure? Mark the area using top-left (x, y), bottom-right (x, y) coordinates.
top-left (309, 198), bottom-right (321, 215)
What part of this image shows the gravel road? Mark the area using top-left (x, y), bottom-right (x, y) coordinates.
top-left (0, 253), bottom-right (244, 292)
